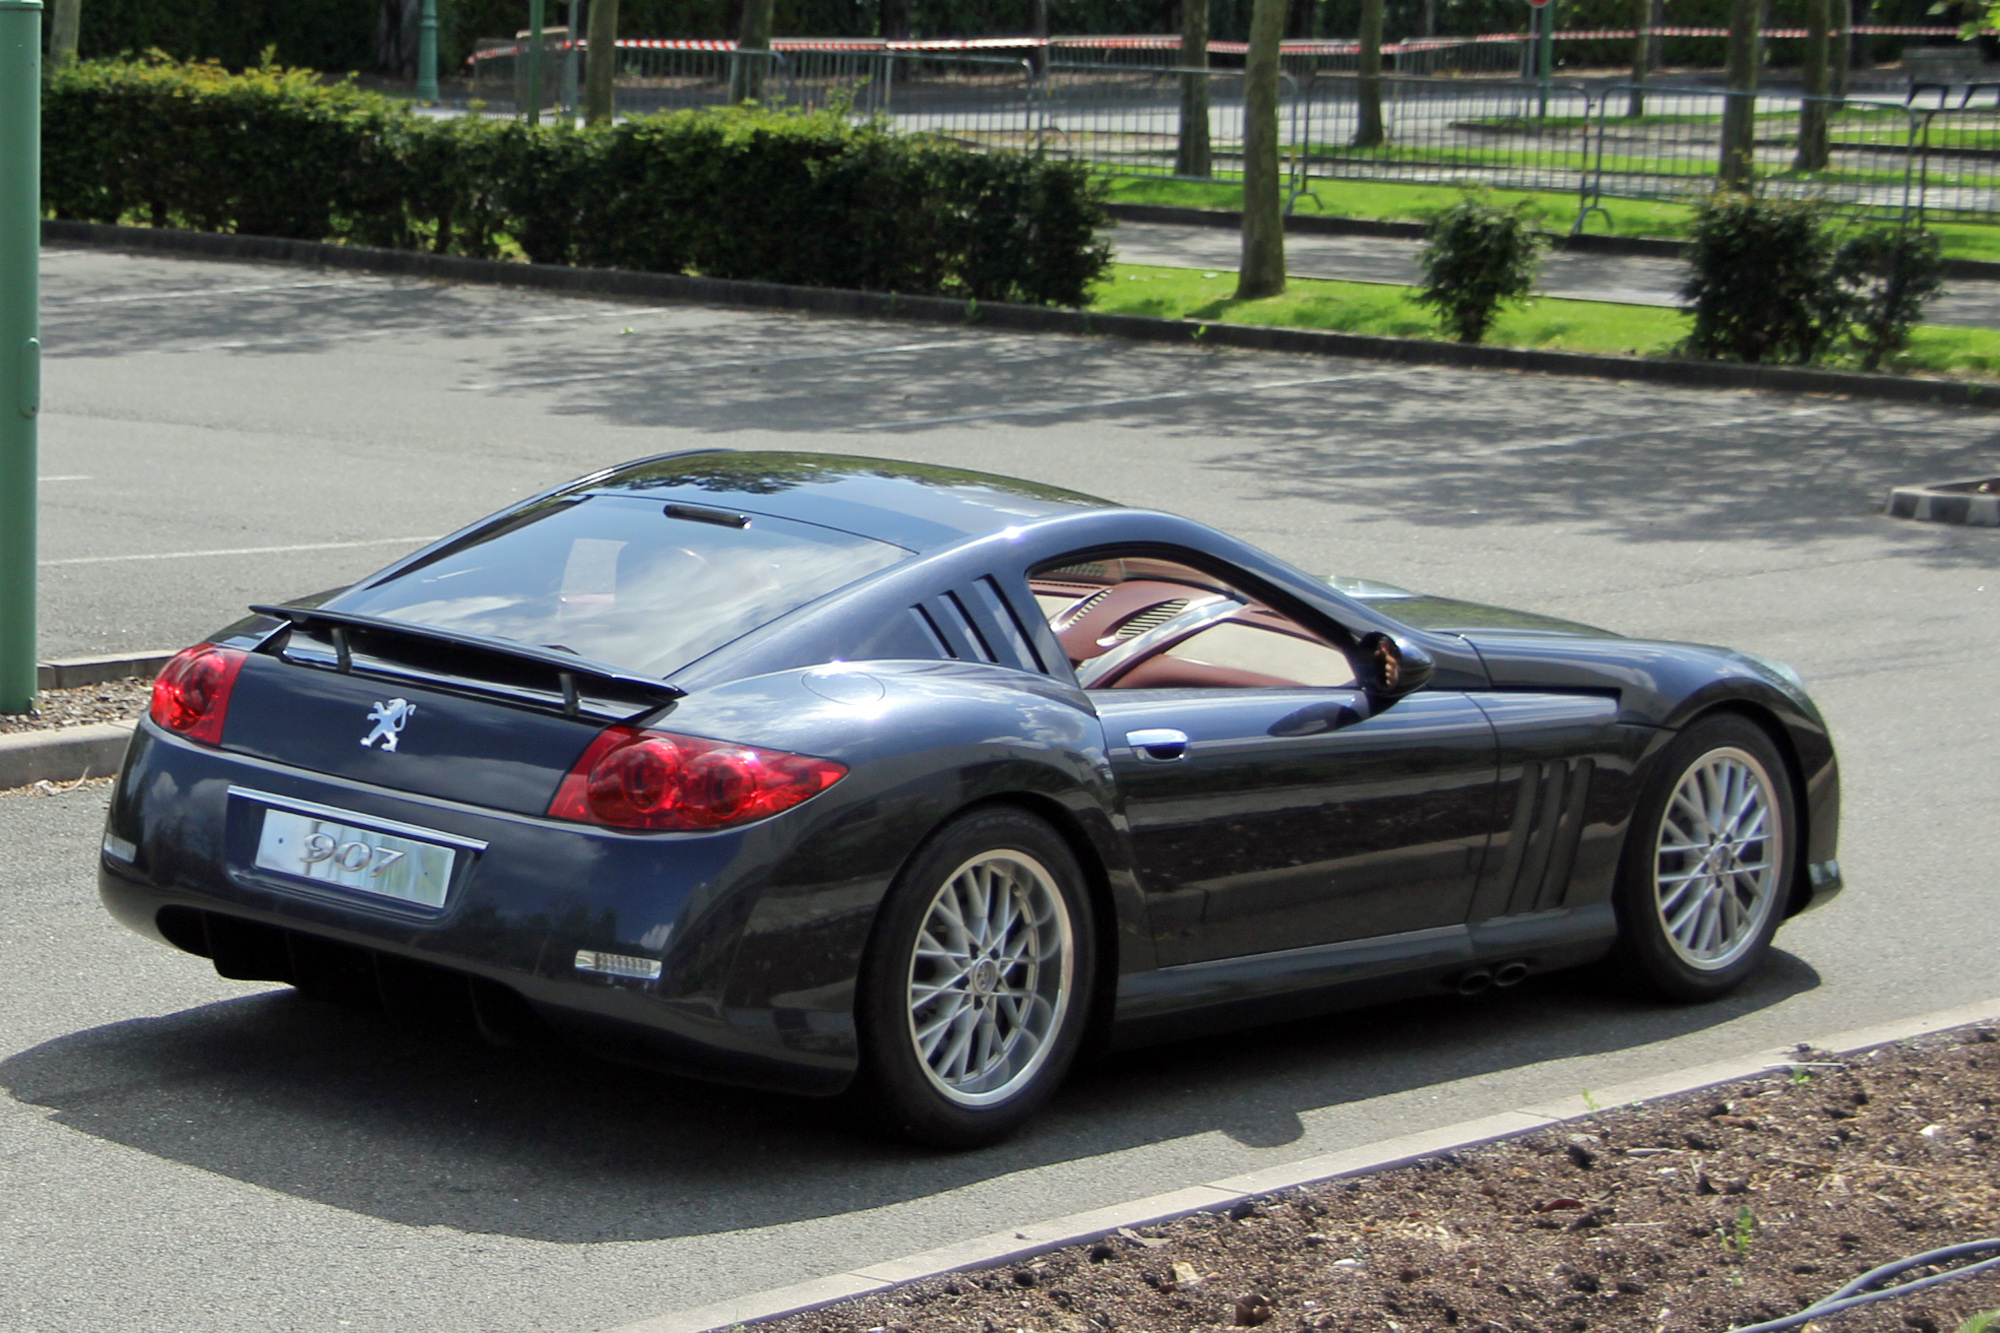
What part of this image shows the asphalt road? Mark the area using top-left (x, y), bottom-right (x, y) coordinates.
top-left (1109, 220), bottom-right (2000, 326)
top-left (4, 243), bottom-right (1998, 1333)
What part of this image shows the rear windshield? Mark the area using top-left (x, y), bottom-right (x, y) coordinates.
top-left (329, 494), bottom-right (910, 677)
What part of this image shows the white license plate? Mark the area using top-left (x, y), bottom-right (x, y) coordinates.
top-left (253, 807), bottom-right (459, 909)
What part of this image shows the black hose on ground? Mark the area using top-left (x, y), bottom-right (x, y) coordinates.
top-left (1727, 1239), bottom-right (2000, 1333)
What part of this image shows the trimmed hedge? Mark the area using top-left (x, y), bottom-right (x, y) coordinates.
top-left (43, 56), bottom-right (1111, 307)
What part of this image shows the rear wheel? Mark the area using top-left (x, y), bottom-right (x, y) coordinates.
top-left (853, 808), bottom-right (1095, 1148)
top-left (1613, 715), bottom-right (1796, 1001)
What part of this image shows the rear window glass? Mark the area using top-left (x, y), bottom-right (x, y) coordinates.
top-left (329, 495), bottom-right (910, 677)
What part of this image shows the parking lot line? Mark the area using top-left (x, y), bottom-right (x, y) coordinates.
top-left (853, 370), bottom-right (1398, 430)
top-left (40, 536), bottom-right (441, 568)
top-left (43, 279), bottom-right (366, 308)
top-left (460, 338), bottom-right (974, 392)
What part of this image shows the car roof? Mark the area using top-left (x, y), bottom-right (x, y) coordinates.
top-left (567, 450), bottom-right (1118, 552)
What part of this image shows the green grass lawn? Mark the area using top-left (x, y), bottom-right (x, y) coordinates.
top-left (1086, 261), bottom-right (2000, 379)
top-left (1101, 175), bottom-right (2000, 262)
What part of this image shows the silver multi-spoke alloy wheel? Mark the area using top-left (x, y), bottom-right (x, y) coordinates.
top-left (1653, 746), bottom-right (1786, 971)
top-left (905, 849), bottom-right (1074, 1108)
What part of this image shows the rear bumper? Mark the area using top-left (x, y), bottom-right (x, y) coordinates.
top-left (100, 721), bottom-right (863, 1096)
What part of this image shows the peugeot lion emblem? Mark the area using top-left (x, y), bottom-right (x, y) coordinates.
top-left (360, 698), bottom-right (416, 752)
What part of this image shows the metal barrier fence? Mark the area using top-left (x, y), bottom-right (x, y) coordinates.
top-left (1034, 63), bottom-right (1312, 206)
top-left (1580, 86), bottom-right (1935, 225)
top-left (1288, 73), bottom-right (1598, 197)
top-left (465, 40), bottom-right (2000, 228)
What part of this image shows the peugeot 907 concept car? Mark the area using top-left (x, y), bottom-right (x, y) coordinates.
top-left (101, 451), bottom-right (1843, 1146)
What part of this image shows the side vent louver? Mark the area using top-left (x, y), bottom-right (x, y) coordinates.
top-left (1113, 599), bottom-right (1189, 639)
top-left (1494, 758), bottom-right (1595, 916)
top-left (912, 578), bottom-right (1049, 674)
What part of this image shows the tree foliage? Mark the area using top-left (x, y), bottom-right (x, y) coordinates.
top-left (42, 55), bottom-right (1112, 306)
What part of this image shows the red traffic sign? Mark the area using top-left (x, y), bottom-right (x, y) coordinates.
top-left (1527, 0), bottom-right (1551, 9)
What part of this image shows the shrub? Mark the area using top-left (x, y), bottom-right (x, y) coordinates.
top-left (1679, 192), bottom-right (1848, 365)
top-left (1832, 224), bottom-right (1946, 371)
top-left (1413, 195), bottom-right (1544, 344)
top-left (42, 56), bottom-right (1111, 307)
top-left (1679, 192), bottom-right (1945, 368)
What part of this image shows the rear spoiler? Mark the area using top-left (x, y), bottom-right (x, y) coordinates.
top-left (249, 605), bottom-right (685, 718)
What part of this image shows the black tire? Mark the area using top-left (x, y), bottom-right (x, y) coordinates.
top-left (1612, 714), bottom-right (1797, 1002)
top-left (851, 807), bottom-right (1096, 1149)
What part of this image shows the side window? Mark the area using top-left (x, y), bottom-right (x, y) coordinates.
top-left (1029, 554), bottom-right (1358, 690)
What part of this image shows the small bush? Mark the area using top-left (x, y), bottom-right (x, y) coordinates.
top-left (1680, 192), bottom-right (1848, 364)
top-left (1832, 224), bottom-right (1946, 370)
top-left (42, 56), bottom-right (1111, 307)
top-left (1679, 192), bottom-right (1945, 369)
top-left (1414, 196), bottom-right (1544, 344)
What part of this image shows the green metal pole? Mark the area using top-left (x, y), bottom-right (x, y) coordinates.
top-left (0, 0), bottom-right (40, 715)
top-left (524, 0), bottom-right (544, 124)
top-left (416, 0), bottom-right (439, 101)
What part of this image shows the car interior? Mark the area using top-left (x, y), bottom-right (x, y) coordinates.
top-left (1028, 555), bottom-right (1360, 690)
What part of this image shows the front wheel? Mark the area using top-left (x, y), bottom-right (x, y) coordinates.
top-left (852, 808), bottom-right (1095, 1149)
top-left (1612, 714), bottom-right (1797, 1002)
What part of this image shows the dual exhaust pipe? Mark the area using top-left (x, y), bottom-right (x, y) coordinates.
top-left (1455, 959), bottom-right (1532, 996)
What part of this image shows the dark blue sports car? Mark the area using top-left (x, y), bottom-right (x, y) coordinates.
top-left (101, 451), bottom-right (1843, 1146)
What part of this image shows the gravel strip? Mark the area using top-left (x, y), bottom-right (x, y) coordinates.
top-left (0, 678), bottom-right (151, 735)
top-left (763, 1029), bottom-right (2000, 1333)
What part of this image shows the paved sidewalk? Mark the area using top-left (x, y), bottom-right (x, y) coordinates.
top-left (1112, 221), bottom-right (2000, 328)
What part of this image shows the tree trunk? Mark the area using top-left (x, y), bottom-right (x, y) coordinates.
top-left (1795, 0), bottom-right (1830, 170)
top-left (584, 0), bottom-right (619, 123)
top-left (1238, 0), bottom-right (1288, 299)
top-left (1628, 0), bottom-right (1649, 116)
top-left (1719, 0), bottom-right (1759, 187)
top-left (732, 0), bottom-right (775, 102)
top-left (1353, 0), bottom-right (1384, 147)
top-left (49, 0), bottom-right (79, 65)
top-left (375, 0), bottom-right (419, 77)
top-left (1177, 0), bottom-right (1212, 176)
top-left (881, 0), bottom-right (910, 39)
top-left (1833, 0), bottom-right (1857, 102)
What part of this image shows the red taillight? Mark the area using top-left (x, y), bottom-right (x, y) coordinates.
top-left (148, 644), bottom-right (249, 745)
top-left (548, 728), bottom-right (847, 831)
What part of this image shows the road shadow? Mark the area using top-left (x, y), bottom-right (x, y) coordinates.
top-left (0, 949), bottom-right (1818, 1244)
top-left (42, 246), bottom-right (2000, 571)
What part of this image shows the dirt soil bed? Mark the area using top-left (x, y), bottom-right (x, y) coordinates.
top-left (0, 678), bottom-right (151, 735)
top-left (772, 1028), bottom-right (2000, 1333)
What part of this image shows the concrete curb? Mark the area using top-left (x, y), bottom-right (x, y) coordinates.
top-left (1884, 476), bottom-right (2000, 525)
top-left (597, 996), bottom-right (2000, 1333)
top-left (2, 652), bottom-right (167, 789)
top-left (42, 219), bottom-right (2000, 411)
top-left (1102, 202), bottom-right (2000, 280)
top-left (0, 721), bottom-right (136, 790)
top-left (38, 650), bottom-right (173, 691)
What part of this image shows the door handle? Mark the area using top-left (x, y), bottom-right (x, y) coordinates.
top-left (1126, 728), bottom-right (1190, 762)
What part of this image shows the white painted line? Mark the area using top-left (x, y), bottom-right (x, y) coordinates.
top-left (40, 536), bottom-right (440, 568)
top-left (460, 338), bottom-right (967, 391)
top-left (37, 475), bottom-right (90, 483)
top-left (596, 994), bottom-right (2000, 1333)
top-left (43, 280), bottom-right (363, 308)
top-left (852, 371), bottom-right (1393, 431)
top-left (54, 309), bottom-right (665, 358)
top-left (1468, 404), bottom-right (1841, 458)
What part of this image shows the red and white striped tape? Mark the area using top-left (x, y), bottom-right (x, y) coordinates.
top-left (466, 25), bottom-right (1977, 63)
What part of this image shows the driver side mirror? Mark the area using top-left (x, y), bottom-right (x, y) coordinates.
top-left (1358, 632), bottom-right (1434, 698)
